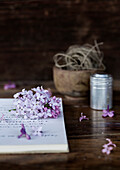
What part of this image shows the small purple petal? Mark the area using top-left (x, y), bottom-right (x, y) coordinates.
top-left (79, 113), bottom-right (89, 122)
top-left (18, 134), bottom-right (23, 138)
top-left (106, 138), bottom-right (111, 143)
top-left (106, 150), bottom-right (110, 155)
top-left (26, 134), bottom-right (31, 140)
top-left (102, 148), bottom-right (107, 153)
top-left (102, 106), bottom-right (115, 118)
top-left (79, 117), bottom-right (83, 122)
top-left (102, 138), bottom-right (116, 155)
top-left (18, 124), bottom-right (31, 140)
top-left (4, 83), bottom-right (16, 90)
top-left (102, 110), bottom-right (108, 117)
top-left (113, 144), bottom-right (116, 147)
top-left (109, 146), bottom-right (113, 151)
top-left (108, 111), bottom-right (114, 117)
top-left (103, 144), bottom-right (108, 148)
top-left (81, 113), bottom-right (83, 117)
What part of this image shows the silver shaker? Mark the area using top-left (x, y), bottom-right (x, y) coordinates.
top-left (90, 73), bottom-right (113, 110)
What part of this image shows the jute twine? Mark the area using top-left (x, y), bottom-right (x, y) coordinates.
top-left (53, 41), bottom-right (105, 71)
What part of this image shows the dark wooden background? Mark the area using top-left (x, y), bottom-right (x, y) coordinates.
top-left (0, 0), bottom-right (120, 81)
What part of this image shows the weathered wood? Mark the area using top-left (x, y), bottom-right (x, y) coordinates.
top-left (0, 1), bottom-right (119, 80)
top-left (0, 81), bottom-right (120, 169)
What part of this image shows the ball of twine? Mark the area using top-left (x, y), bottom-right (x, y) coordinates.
top-left (53, 41), bottom-right (105, 71)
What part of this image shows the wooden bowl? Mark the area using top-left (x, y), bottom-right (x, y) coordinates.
top-left (53, 66), bottom-right (102, 98)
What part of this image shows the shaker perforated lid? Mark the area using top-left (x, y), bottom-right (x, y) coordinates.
top-left (90, 73), bottom-right (113, 85)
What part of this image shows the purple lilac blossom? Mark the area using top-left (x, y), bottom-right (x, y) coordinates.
top-left (18, 124), bottom-right (31, 140)
top-left (4, 83), bottom-right (16, 90)
top-left (79, 112), bottom-right (89, 122)
top-left (102, 105), bottom-right (114, 118)
top-left (13, 86), bottom-right (61, 119)
top-left (102, 138), bottom-right (116, 155)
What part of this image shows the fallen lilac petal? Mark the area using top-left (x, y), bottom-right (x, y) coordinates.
top-left (106, 146), bottom-right (113, 155)
top-left (106, 138), bottom-right (116, 147)
top-left (79, 113), bottom-right (89, 122)
top-left (106, 149), bottom-right (110, 155)
top-left (102, 105), bottom-right (114, 118)
top-left (111, 142), bottom-right (116, 147)
top-left (4, 83), bottom-right (16, 90)
top-left (79, 117), bottom-right (83, 122)
top-left (106, 138), bottom-right (111, 143)
top-left (102, 145), bottom-right (113, 155)
top-left (102, 138), bottom-right (116, 155)
top-left (18, 133), bottom-right (23, 138)
top-left (102, 148), bottom-right (107, 153)
top-left (18, 124), bottom-right (31, 140)
top-left (102, 110), bottom-right (108, 117)
top-left (81, 113), bottom-right (83, 117)
top-left (102, 144), bottom-right (108, 148)
top-left (83, 116), bottom-right (89, 120)
top-left (26, 134), bottom-right (31, 140)
top-left (109, 146), bottom-right (114, 151)
top-left (20, 124), bottom-right (26, 134)
top-left (108, 111), bottom-right (114, 117)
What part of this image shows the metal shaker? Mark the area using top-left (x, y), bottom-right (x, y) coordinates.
top-left (90, 73), bottom-right (113, 110)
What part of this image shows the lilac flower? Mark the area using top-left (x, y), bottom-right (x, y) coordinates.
top-left (4, 82), bottom-right (16, 90)
top-left (32, 127), bottom-right (43, 136)
top-left (102, 138), bottom-right (116, 155)
top-left (12, 86), bottom-right (61, 119)
top-left (79, 112), bottom-right (89, 122)
top-left (18, 124), bottom-right (31, 140)
top-left (102, 105), bottom-right (114, 118)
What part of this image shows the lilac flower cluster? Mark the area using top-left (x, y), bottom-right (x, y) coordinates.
top-left (13, 86), bottom-right (61, 119)
top-left (102, 138), bottom-right (116, 155)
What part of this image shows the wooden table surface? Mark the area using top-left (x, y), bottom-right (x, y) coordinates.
top-left (0, 81), bottom-right (120, 170)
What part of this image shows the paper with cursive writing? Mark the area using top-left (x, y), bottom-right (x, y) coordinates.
top-left (0, 99), bottom-right (69, 153)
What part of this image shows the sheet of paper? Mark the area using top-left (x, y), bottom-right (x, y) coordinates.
top-left (0, 99), bottom-right (69, 153)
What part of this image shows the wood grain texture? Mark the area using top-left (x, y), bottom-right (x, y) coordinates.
top-left (0, 81), bottom-right (120, 169)
top-left (0, 0), bottom-right (120, 80)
